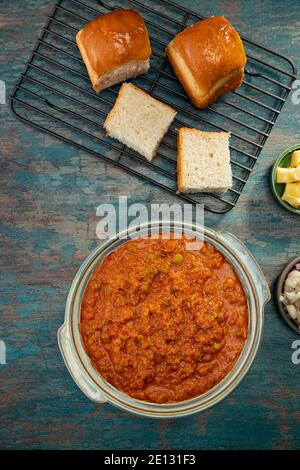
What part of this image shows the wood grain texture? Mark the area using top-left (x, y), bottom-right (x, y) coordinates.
top-left (0, 0), bottom-right (300, 450)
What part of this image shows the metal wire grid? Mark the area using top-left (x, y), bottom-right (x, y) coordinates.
top-left (10, 0), bottom-right (297, 213)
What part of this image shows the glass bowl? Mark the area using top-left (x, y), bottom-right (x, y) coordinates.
top-left (58, 221), bottom-right (270, 418)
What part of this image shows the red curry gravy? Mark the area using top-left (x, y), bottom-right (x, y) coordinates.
top-left (80, 235), bottom-right (248, 404)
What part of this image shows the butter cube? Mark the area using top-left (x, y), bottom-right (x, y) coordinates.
top-left (276, 166), bottom-right (300, 183)
top-left (291, 150), bottom-right (300, 167)
top-left (282, 182), bottom-right (300, 208)
top-left (295, 166), bottom-right (300, 180)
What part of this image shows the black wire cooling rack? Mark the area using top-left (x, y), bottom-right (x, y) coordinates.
top-left (10, 0), bottom-right (297, 213)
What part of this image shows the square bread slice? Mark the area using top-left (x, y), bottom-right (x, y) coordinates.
top-left (104, 83), bottom-right (176, 161)
top-left (177, 128), bottom-right (232, 193)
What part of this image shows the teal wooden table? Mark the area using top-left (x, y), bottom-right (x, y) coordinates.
top-left (1, 0), bottom-right (300, 450)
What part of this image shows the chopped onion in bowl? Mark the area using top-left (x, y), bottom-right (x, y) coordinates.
top-left (286, 304), bottom-right (297, 320)
top-left (285, 291), bottom-right (300, 303)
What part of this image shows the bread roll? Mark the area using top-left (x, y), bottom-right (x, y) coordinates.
top-left (167, 16), bottom-right (246, 108)
top-left (76, 9), bottom-right (151, 93)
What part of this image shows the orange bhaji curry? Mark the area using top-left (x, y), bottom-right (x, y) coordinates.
top-left (80, 235), bottom-right (248, 404)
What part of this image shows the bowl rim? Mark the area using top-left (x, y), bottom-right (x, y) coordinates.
top-left (59, 221), bottom-right (270, 417)
top-left (271, 143), bottom-right (300, 215)
top-left (275, 256), bottom-right (300, 335)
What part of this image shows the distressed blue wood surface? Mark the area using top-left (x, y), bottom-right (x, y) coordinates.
top-left (1, 0), bottom-right (300, 450)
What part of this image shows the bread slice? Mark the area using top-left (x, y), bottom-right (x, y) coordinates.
top-left (177, 128), bottom-right (232, 193)
top-left (76, 9), bottom-right (151, 93)
top-left (167, 16), bottom-right (246, 109)
top-left (104, 83), bottom-right (177, 161)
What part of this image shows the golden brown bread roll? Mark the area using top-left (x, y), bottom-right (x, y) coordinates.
top-left (76, 9), bottom-right (151, 93)
top-left (166, 16), bottom-right (247, 108)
